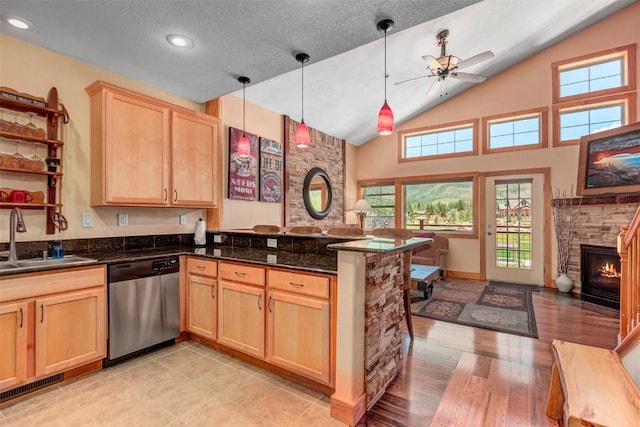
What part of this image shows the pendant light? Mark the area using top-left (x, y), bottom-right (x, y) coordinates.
top-left (237, 76), bottom-right (251, 158)
top-left (295, 52), bottom-right (311, 148)
top-left (377, 19), bottom-right (394, 136)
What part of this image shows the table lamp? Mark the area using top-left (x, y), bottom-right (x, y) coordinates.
top-left (352, 199), bottom-right (372, 229)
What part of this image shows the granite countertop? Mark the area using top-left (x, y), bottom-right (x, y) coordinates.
top-left (1, 245), bottom-right (337, 277)
top-left (327, 236), bottom-right (433, 254)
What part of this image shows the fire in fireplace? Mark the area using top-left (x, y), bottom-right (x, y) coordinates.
top-left (580, 244), bottom-right (620, 309)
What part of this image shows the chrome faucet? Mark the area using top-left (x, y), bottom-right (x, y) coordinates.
top-left (9, 207), bottom-right (27, 262)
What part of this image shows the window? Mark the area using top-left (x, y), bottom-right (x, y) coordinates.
top-left (494, 179), bottom-right (532, 269)
top-left (402, 178), bottom-right (474, 233)
top-left (362, 183), bottom-right (395, 229)
top-left (553, 93), bottom-right (635, 145)
top-left (552, 44), bottom-right (636, 103)
top-left (482, 108), bottom-right (548, 153)
top-left (399, 119), bottom-right (478, 161)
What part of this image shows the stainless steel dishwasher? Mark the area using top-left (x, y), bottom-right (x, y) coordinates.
top-left (105, 256), bottom-right (180, 366)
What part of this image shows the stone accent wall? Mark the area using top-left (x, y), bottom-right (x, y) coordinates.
top-left (364, 251), bottom-right (405, 406)
top-left (566, 203), bottom-right (636, 292)
top-left (286, 118), bottom-right (345, 227)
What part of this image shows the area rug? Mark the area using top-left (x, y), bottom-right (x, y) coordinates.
top-left (411, 280), bottom-right (539, 338)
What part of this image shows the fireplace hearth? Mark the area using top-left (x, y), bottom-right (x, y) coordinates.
top-left (580, 244), bottom-right (620, 309)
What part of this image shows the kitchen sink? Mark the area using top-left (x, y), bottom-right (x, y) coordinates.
top-left (0, 255), bottom-right (98, 273)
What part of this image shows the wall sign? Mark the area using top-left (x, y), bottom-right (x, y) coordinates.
top-left (228, 127), bottom-right (258, 200)
top-left (259, 137), bottom-right (283, 202)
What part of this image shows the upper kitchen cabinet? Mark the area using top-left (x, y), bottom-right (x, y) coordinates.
top-left (85, 81), bottom-right (220, 207)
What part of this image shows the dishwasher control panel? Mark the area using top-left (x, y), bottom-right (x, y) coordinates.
top-left (152, 258), bottom-right (179, 274)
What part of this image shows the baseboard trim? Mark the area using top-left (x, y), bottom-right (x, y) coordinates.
top-left (330, 393), bottom-right (367, 426)
top-left (445, 270), bottom-right (483, 280)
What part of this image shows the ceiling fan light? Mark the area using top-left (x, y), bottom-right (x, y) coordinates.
top-left (237, 134), bottom-right (251, 158)
top-left (438, 55), bottom-right (460, 69)
top-left (377, 101), bottom-right (394, 135)
top-left (295, 120), bottom-right (310, 148)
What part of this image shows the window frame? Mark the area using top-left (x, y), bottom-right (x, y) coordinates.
top-left (482, 107), bottom-right (549, 154)
top-left (398, 119), bottom-right (479, 163)
top-left (552, 92), bottom-right (636, 146)
top-left (358, 172), bottom-right (479, 239)
top-left (551, 44), bottom-right (636, 104)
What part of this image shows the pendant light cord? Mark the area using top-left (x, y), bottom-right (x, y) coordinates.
top-left (242, 81), bottom-right (246, 133)
top-left (301, 59), bottom-right (305, 121)
top-left (384, 27), bottom-right (388, 102)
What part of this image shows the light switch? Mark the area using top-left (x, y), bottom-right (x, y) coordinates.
top-left (179, 215), bottom-right (186, 225)
top-left (267, 254), bottom-right (277, 264)
top-left (117, 213), bottom-right (128, 227)
top-left (82, 213), bottom-right (93, 228)
top-left (267, 238), bottom-right (277, 248)
top-left (213, 234), bottom-right (222, 243)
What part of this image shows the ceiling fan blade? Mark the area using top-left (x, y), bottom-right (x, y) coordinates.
top-left (422, 54), bottom-right (442, 71)
top-left (451, 72), bottom-right (486, 83)
top-left (394, 74), bottom-right (432, 85)
top-left (456, 51), bottom-right (494, 70)
top-left (427, 79), bottom-right (441, 96)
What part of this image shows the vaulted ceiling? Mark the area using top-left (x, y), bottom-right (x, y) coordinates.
top-left (0, 0), bottom-right (635, 145)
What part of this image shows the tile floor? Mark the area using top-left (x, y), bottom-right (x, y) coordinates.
top-left (0, 341), bottom-right (347, 426)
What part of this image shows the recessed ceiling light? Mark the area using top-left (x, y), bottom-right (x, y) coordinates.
top-left (5, 16), bottom-right (31, 30)
top-left (166, 34), bottom-right (194, 49)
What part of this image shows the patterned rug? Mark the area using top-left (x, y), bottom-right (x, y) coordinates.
top-left (411, 280), bottom-right (539, 338)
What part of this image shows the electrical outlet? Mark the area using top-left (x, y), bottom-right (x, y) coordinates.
top-left (117, 213), bottom-right (128, 227)
top-left (213, 234), bottom-right (222, 243)
top-left (267, 254), bottom-right (277, 264)
top-left (179, 214), bottom-right (186, 225)
top-left (82, 213), bottom-right (93, 228)
top-left (267, 238), bottom-right (277, 248)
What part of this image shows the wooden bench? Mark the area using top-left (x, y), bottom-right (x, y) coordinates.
top-left (546, 339), bottom-right (640, 426)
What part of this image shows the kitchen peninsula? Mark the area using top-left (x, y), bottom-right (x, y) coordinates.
top-left (1, 229), bottom-right (430, 426)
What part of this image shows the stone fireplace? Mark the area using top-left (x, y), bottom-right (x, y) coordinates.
top-left (580, 244), bottom-right (621, 308)
top-left (563, 201), bottom-right (636, 297)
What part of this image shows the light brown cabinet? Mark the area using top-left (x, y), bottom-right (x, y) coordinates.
top-left (85, 81), bottom-right (220, 207)
top-left (0, 302), bottom-right (28, 390)
top-left (0, 265), bottom-right (106, 393)
top-left (35, 288), bottom-right (106, 376)
top-left (267, 269), bottom-right (332, 385)
top-left (217, 262), bottom-right (266, 359)
top-left (185, 258), bottom-right (218, 340)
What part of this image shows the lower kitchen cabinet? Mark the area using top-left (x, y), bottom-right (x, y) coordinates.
top-left (35, 288), bottom-right (106, 377)
top-left (217, 262), bottom-right (266, 359)
top-left (186, 258), bottom-right (218, 341)
top-left (0, 302), bottom-right (28, 390)
top-left (0, 265), bottom-right (106, 393)
top-left (267, 269), bottom-right (332, 385)
top-left (217, 281), bottom-right (265, 359)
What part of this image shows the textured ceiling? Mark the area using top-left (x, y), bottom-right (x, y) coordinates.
top-left (0, 0), bottom-right (635, 145)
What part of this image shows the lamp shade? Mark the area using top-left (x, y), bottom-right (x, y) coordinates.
top-left (352, 198), bottom-right (372, 212)
top-left (237, 134), bottom-right (251, 158)
top-left (295, 120), bottom-right (310, 148)
top-left (377, 101), bottom-right (394, 135)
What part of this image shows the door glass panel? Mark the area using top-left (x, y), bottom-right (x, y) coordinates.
top-left (495, 180), bottom-right (532, 269)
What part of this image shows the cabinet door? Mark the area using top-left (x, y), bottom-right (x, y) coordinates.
top-left (104, 91), bottom-right (170, 205)
top-left (186, 274), bottom-right (217, 340)
top-left (171, 111), bottom-right (218, 207)
top-left (0, 302), bottom-right (28, 391)
top-left (35, 288), bottom-right (106, 377)
top-left (218, 281), bottom-right (265, 359)
top-left (267, 291), bottom-right (331, 384)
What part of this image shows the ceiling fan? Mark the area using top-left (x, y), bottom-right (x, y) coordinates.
top-left (396, 29), bottom-right (494, 95)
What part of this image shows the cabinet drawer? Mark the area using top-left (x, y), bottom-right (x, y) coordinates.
top-left (268, 270), bottom-right (329, 299)
top-left (220, 262), bottom-right (265, 287)
top-left (0, 265), bottom-right (106, 303)
top-left (187, 257), bottom-right (217, 277)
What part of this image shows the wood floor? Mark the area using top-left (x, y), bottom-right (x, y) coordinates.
top-left (357, 286), bottom-right (619, 427)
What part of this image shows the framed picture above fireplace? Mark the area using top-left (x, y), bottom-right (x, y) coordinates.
top-left (577, 121), bottom-right (640, 196)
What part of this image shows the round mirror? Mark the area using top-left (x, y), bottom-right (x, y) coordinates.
top-left (303, 167), bottom-right (333, 220)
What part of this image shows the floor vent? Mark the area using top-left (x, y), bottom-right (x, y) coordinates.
top-left (0, 374), bottom-right (62, 403)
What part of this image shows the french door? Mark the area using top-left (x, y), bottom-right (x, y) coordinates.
top-left (485, 174), bottom-right (544, 285)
